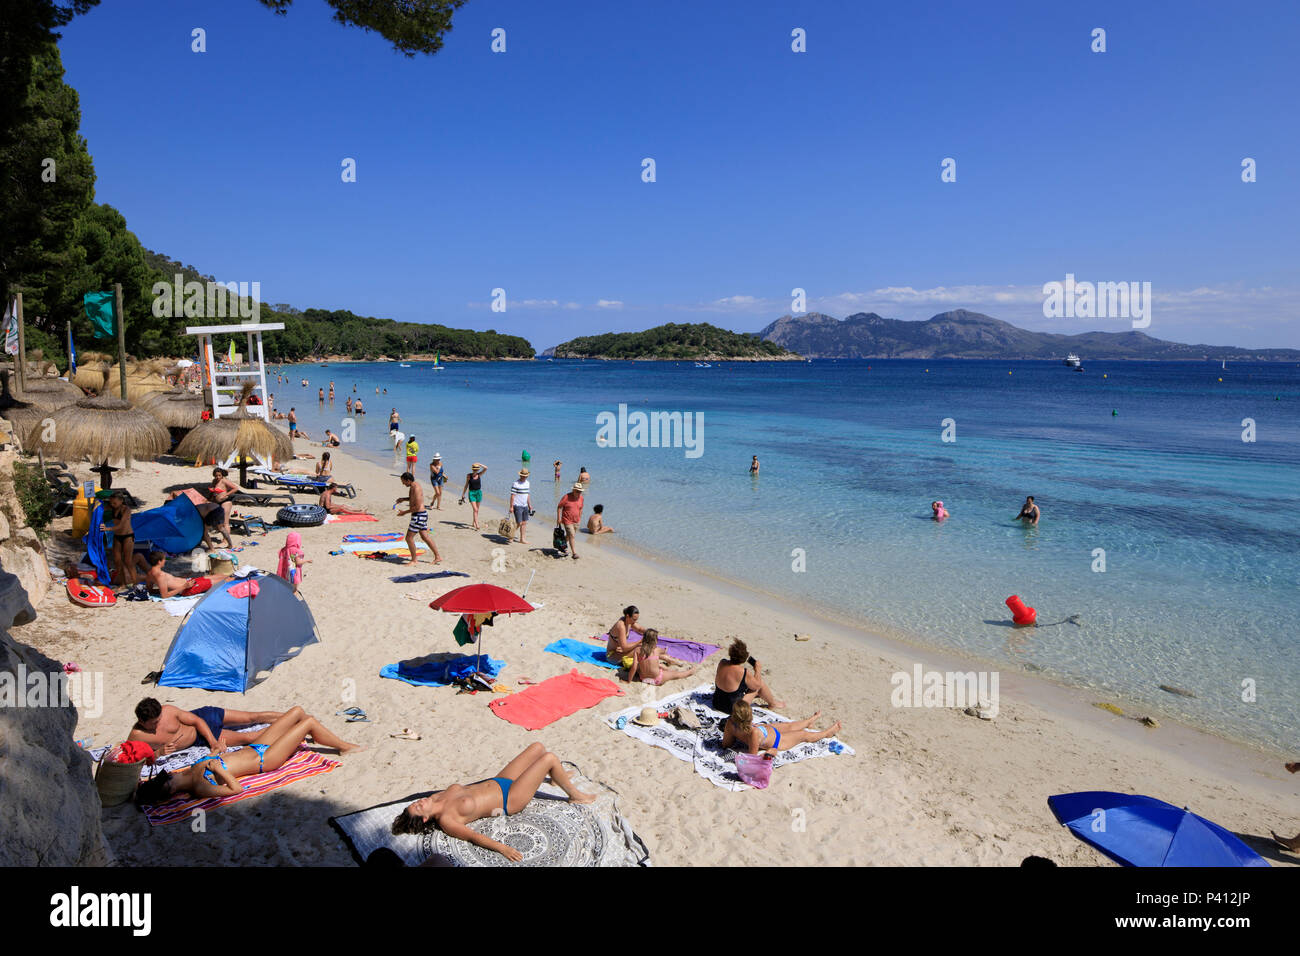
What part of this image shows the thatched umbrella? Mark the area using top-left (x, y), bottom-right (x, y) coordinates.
top-left (140, 389), bottom-right (206, 429)
top-left (71, 363), bottom-right (108, 393)
top-left (0, 372), bottom-right (45, 450)
top-left (14, 378), bottom-right (82, 410)
top-left (32, 394), bottom-right (170, 471)
top-left (174, 383), bottom-right (291, 484)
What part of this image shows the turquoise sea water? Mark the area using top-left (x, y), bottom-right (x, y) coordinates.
top-left (280, 359), bottom-right (1300, 752)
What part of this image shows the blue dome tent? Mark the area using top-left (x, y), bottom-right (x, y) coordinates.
top-left (133, 495), bottom-right (205, 554)
top-left (157, 573), bottom-right (319, 692)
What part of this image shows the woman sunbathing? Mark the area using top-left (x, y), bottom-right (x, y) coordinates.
top-left (134, 707), bottom-right (362, 806)
top-left (720, 700), bottom-right (841, 755)
top-left (391, 743), bottom-right (596, 862)
top-left (629, 630), bottom-right (697, 685)
top-left (713, 639), bottom-right (784, 712)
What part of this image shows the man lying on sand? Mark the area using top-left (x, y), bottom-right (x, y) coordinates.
top-left (144, 551), bottom-right (229, 598)
top-left (134, 707), bottom-right (363, 806)
top-left (390, 743), bottom-right (595, 862)
top-left (129, 698), bottom-right (285, 754)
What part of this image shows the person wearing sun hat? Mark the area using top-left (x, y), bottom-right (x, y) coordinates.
top-left (459, 462), bottom-right (487, 530)
top-left (428, 453), bottom-right (446, 509)
top-left (510, 467), bottom-right (533, 544)
top-left (556, 481), bottom-right (585, 560)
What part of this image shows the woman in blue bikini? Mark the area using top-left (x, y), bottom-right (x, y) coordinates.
top-left (720, 700), bottom-right (841, 756)
top-left (391, 743), bottom-right (596, 862)
top-left (133, 707), bottom-right (362, 806)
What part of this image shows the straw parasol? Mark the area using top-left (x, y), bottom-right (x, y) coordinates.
top-left (140, 389), bottom-right (207, 429)
top-left (32, 393), bottom-right (170, 469)
top-left (174, 382), bottom-right (291, 483)
top-left (14, 374), bottom-right (83, 410)
top-left (0, 371), bottom-right (45, 450)
top-left (72, 363), bottom-right (108, 393)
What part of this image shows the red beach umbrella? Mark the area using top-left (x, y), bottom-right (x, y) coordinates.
top-left (429, 582), bottom-right (535, 677)
top-left (428, 583), bottom-right (535, 616)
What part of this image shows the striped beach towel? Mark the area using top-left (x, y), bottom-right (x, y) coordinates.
top-left (141, 748), bottom-right (339, 826)
top-left (342, 532), bottom-right (404, 543)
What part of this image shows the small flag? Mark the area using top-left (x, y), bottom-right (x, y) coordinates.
top-left (83, 291), bottom-right (115, 340)
top-left (69, 334), bottom-right (76, 373)
top-left (2, 298), bottom-right (17, 355)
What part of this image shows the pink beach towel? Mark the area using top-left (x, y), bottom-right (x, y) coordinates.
top-left (324, 513), bottom-right (378, 523)
top-left (489, 669), bottom-right (623, 730)
top-left (141, 748), bottom-right (339, 825)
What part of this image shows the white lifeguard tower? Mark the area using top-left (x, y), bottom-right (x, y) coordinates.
top-left (185, 322), bottom-right (283, 421)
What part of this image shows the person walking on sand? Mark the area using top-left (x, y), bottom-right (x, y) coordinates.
top-left (1014, 495), bottom-right (1040, 525)
top-left (556, 482), bottom-right (585, 560)
top-left (428, 453), bottom-right (446, 510)
top-left (510, 468), bottom-right (532, 544)
top-left (396, 472), bottom-right (441, 565)
top-left (460, 463), bottom-right (487, 530)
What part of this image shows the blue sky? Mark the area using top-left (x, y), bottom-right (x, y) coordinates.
top-left (58, 0), bottom-right (1299, 349)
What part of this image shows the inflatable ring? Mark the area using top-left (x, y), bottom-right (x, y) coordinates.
top-left (276, 503), bottom-right (327, 528)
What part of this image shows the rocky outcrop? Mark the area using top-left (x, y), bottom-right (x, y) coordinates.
top-left (0, 440), bottom-right (109, 866)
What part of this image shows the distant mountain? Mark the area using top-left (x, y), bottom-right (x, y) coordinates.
top-left (757, 310), bottom-right (1300, 361)
top-left (550, 322), bottom-right (800, 361)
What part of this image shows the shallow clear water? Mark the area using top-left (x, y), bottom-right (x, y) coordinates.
top-left (282, 358), bottom-right (1300, 751)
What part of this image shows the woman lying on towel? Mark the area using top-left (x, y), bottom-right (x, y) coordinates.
top-left (720, 700), bottom-right (841, 755)
top-left (390, 743), bottom-right (597, 862)
top-left (133, 707), bottom-right (362, 805)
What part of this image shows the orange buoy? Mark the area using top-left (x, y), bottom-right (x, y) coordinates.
top-left (1006, 594), bottom-right (1037, 627)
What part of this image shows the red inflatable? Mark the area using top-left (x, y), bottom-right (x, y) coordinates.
top-left (1006, 594), bottom-right (1037, 627)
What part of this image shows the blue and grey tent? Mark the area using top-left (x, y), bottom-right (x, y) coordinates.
top-left (85, 502), bottom-right (111, 583)
top-left (157, 573), bottom-right (319, 692)
top-left (132, 495), bottom-right (205, 555)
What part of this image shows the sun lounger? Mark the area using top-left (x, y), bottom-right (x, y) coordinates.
top-left (229, 489), bottom-right (296, 508)
top-left (250, 468), bottom-right (357, 499)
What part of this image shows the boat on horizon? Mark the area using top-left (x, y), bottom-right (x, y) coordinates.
top-left (431, 350), bottom-right (445, 370)
top-left (1063, 353), bottom-right (1081, 368)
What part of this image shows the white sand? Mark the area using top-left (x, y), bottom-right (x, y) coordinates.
top-left (25, 444), bottom-right (1297, 866)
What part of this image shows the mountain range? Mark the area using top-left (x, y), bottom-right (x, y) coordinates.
top-left (757, 310), bottom-right (1300, 361)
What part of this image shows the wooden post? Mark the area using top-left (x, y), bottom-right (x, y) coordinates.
top-left (14, 292), bottom-right (25, 393)
top-left (113, 283), bottom-right (131, 470)
top-left (66, 320), bottom-right (73, 376)
top-left (113, 283), bottom-right (127, 400)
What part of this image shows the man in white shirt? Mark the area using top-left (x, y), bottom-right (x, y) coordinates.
top-left (510, 468), bottom-right (532, 544)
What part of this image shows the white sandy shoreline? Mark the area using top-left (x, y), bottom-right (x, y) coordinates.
top-left (20, 441), bottom-right (1295, 866)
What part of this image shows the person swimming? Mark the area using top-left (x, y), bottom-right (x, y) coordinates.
top-left (931, 500), bottom-right (948, 521)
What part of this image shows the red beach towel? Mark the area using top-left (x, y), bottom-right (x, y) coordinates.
top-left (141, 748), bottom-right (339, 826)
top-left (324, 513), bottom-right (378, 523)
top-left (489, 669), bottom-right (623, 730)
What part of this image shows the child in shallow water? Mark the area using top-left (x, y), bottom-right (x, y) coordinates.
top-left (931, 500), bottom-right (949, 521)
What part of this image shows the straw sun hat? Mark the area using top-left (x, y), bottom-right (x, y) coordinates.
top-left (518, 467), bottom-right (530, 477)
top-left (631, 706), bottom-right (660, 727)
top-left (571, 482), bottom-right (585, 493)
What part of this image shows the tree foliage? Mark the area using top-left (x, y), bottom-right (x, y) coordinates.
top-left (255, 0), bottom-right (467, 55)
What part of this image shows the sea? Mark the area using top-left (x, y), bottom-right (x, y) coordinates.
top-left (278, 358), bottom-right (1300, 752)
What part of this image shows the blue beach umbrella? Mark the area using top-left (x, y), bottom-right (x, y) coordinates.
top-left (1048, 791), bottom-right (1269, 867)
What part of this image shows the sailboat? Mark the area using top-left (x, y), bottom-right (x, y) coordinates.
top-left (431, 350), bottom-right (445, 371)
top-left (1222, 359), bottom-right (1226, 370)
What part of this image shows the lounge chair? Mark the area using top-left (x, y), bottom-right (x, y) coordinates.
top-left (229, 489), bottom-right (297, 508)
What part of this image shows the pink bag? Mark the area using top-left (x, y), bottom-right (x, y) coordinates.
top-left (735, 752), bottom-right (774, 789)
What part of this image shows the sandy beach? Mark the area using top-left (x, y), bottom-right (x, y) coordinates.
top-left (21, 442), bottom-right (1296, 867)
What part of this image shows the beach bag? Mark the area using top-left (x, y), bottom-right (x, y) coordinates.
top-left (552, 525), bottom-right (568, 553)
top-left (498, 514), bottom-right (515, 537)
top-left (94, 743), bottom-right (148, 806)
top-left (734, 752), bottom-right (774, 789)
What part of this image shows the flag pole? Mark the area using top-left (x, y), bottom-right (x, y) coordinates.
top-left (113, 283), bottom-right (132, 470)
top-left (14, 293), bottom-right (26, 393)
top-left (66, 320), bottom-right (73, 376)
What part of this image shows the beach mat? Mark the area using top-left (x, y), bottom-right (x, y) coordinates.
top-left (325, 513), bottom-right (378, 523)
top-left (380, 653), bottom-right (504, 688)
top-left (603, 685), bottom-right (853, 791)
top-left (585, 634), bottom-right (720, 666)
top-left (490, 669), bottom-right (623, 730)
top-left (343, 531), bottom-right (404, 542)
top-left (328, 763), bottom-right (650, 867)
top-left (141, 747), bottom-right (339, 825)
top-left (545, 638), bottom-right (617, 669)
top-left (390, 570), bottom-right (470, 583)
top-left (339, 540), bottom-right (427, 554)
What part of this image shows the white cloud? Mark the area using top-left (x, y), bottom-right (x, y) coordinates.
top-left (595, 299), bottom-right (624, 309)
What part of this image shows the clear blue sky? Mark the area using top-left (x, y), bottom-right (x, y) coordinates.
top-left (58, 0), bottom-right (1299, 349)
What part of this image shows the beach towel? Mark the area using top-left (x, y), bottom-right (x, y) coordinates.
top-left (490, 670), bottom-right (623, 730)
top-left (597, 633), bottom-right (719, 664)
top-left (342, 532), bottom-right (404, 543)
top-left (603, 684), bottom-right (853, 792)
top-left (328, 764), bottom-right (650, 867)
top-left (141, 747), bottom-right (339, 825)
top-left (380, 653), bottom-right (504, 688)
top-left (149, 594), bottom-right (201, 617)
top-left (390, 570), bottom-right (470, 583)
top-left (276, 531), bottom-right (303, 581)
top-left (545, 638), bottom-right (619, 669)
top-left (338, 540), bottom-right (429, 554)
top-left (325, 513), bottom-right (378, 523)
